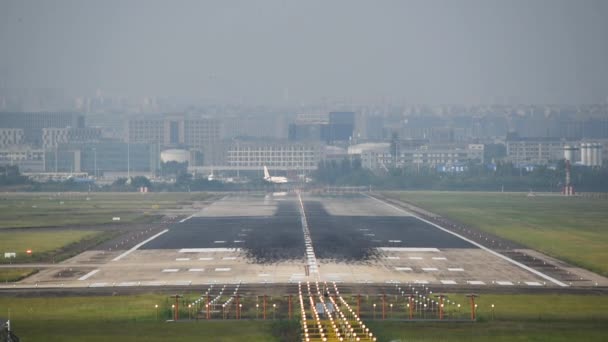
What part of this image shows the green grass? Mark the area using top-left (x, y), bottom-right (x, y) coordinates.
top-left (367, 321), bottom-right (608, 342)
top-left (382, 191), bottom-right (608, 276)
top-left (1, 293), bottom-right (607, 341)
top-left (0, 192), bottom-right (214, 229)
top-left (0, 268), bottom-right (37, 282)
top-left (0, 230), bottom-right (100, 255)
top-left (352, 293), bottom-right (608, 322)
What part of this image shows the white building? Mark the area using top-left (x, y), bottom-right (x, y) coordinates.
top-left (352, 143), bottom-right (483, 170)
top-left (506, 138), bottom-right (568, 165)
top-left (225, 141), bottom-right (324, 171)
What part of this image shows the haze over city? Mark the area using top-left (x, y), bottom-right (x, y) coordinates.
top-left (1, 0), bottom-right (608, 105)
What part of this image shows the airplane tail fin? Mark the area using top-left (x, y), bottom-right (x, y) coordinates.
top-left (263, 166), bottom-right (270, 179)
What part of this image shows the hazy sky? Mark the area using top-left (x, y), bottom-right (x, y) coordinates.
top-left (1, 0), bottom-right (607, 105)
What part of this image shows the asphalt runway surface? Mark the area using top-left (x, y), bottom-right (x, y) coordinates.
top-left (142, 195), bottom-right (475, 263)
top-left (304, 200), bottom-right (475, 261)
top-left (142, 200), bottom-right (305, 263)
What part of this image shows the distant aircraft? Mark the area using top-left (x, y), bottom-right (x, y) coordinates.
top-left (263, 166), bottom-right (288, 184)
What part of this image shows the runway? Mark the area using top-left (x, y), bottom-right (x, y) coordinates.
top-left (5, 193), bottom-right (598, 289)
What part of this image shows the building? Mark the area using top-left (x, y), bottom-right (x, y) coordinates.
top-left (42, 127), bottom-right (102, 149)
top-left (0, 128), bottom-right (24, 148)
top-left (127, 114), bottom-right (220, 165)
top-left (44, 141), bottom-right (160, 176)
top-left (0, 112), bottom-right (84, 146)
top-left (327, 111), bottom-right (355, 142)
top-left (0, 146), bottom-right (45, 172)
top-left (220, 113), bottom-right (287, 140)
top-left (353, 143), bottom-right (483, 170)
top-left (506, 137), bottom-right (572, 165)
top-left (224, 141), bottom-right (324, 171)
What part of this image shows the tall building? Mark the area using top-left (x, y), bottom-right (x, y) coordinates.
top-left (127, 114), bottom-right (220, 165)
top-left (0, 112), bottom-right (84, 146)
top-left (327, 111), bottom-right (355, 142)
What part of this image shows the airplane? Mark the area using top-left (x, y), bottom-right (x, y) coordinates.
top-left (263, 166), bottom-right (288, 184)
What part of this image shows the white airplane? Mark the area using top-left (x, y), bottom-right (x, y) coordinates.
top-left (263, 166), bottom-right (288, 184)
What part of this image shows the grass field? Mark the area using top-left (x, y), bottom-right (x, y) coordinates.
top-left (382, 191), bottom-right (608, 276)
top-left (1, 293), bottom-right (607, 341)
top-left (0, 268), bottom-right (37, 282)
top-left (0, 230), bottom-right (100, 254)
top-left (0, 192), bottom-right (213, 229)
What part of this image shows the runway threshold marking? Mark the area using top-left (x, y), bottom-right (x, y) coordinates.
top-left (366, 194), bottom-right (569, 287)
top-left (111, 229), bottom-right (169, 261)
top-left (78, 269), bottom-right (99, 281)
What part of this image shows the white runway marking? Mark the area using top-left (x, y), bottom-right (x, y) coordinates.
top-left (432, 257), bottom-right (447, 260)
top-left (180, 248), bottom-right (240, 253)
top-left (525, 281), bottom-right (543, 286)
top-left (367, 195), bottom-right (569, 287)
top-left (388, 240), bottom-right (401, 243)
top-left (78, 269), bottom-right (99, 281)
top-left (395, 267), bottom-right (413, 271)
top-left (215, 268), bottom-right (231, 272)
top-left (386, 256), bottom-right (400, 260)
top-left (222, 257), bottom-right (237, 260)
top-left (467, 280), bottom-right (486, 285)
top-left (364, 233), bottom-right (375, 237)
top-left (233, 240), bottom-right (244, 243)
top-left (199, 257), bottom-right (214, 261)
top-left (422, 267), bottom-right (439, 271)
top-left (440, 280), bottom-right (457, 285)
top-left (188, 268), bottom-right (204, 272)
top-left (414, 280), bottom-right (429, 284)
top-left (176, 258), bottom-right (190, 261)
top-left (214, 240), bottom-right (226, 244)
top-left (448, 268), bottom-right (465, 272)
top-left (496, 281), bottom-right (514, 286)
top-left (379, 247), bottom-right (440, 252)
top-left (112, 229), bottom-right (169, 261)
top-left (89, 282), bottom-right (108, 288)
top-left (409, 256), bottom-right (423, 260)
top-left (179, 214), bottom-right (195, 223)
top-left (162, 268), bottom-right (179, 272)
